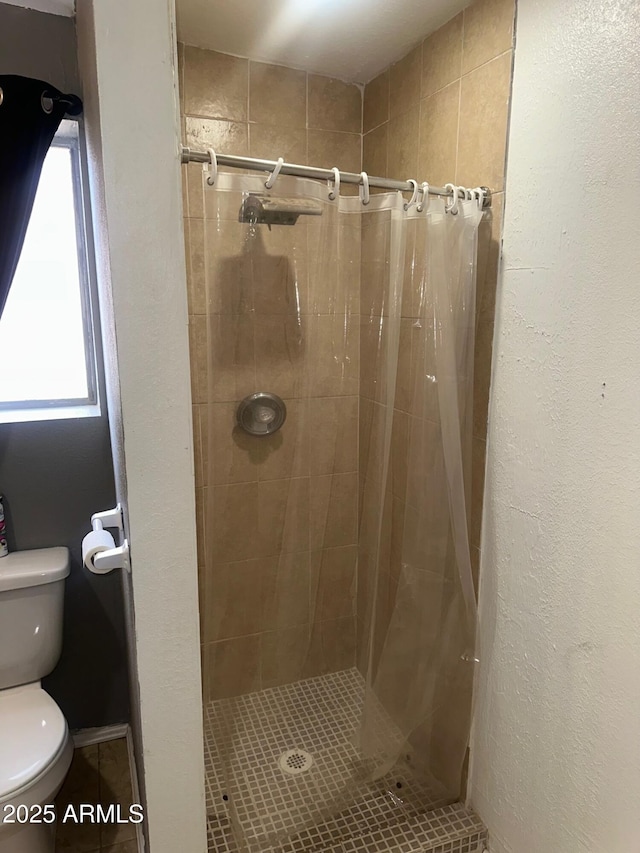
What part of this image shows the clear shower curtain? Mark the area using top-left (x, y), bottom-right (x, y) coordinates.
top-left (197, 168), bottom-right (483, 851)
top-left (357, 195), bottom-right (483, 805)
top-left (200, 171), bottom-right (366, 853)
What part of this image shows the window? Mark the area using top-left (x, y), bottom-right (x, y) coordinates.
top-left (0, 120), bottom-right (99, 422)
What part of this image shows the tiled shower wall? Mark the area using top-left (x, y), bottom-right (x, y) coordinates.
top-left (179, 0), bottom-right (513, 701)
top-left (178, 46), bottom-right (363, 700)
top-left (355, 0), bottom-right (514, 786)
top-left (178, 47), bottom-right (363, 210)
top-left (361, 0), bottom-right (514, 598)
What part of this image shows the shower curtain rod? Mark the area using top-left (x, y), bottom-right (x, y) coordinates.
top-left (180, 146), bottom-right (492, 209)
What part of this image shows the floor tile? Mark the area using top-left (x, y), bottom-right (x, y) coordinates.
top-left (203, 668), bottom-right (486, 853)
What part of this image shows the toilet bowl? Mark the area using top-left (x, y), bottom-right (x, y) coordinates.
top-left (0, 683), bottom-right (73, 853)
top-left (0, 548), bottom-right (72, 853)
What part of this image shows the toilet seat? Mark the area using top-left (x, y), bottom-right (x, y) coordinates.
top-left (0, 683), bottom-right (67, 801)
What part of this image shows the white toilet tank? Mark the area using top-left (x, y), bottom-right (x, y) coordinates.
top-left (0, 548), bottom-right (70, 690)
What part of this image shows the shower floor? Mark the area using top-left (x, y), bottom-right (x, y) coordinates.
top-left (203, 668), bottom-right (486, 853)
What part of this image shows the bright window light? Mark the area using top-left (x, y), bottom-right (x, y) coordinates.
top-left (0, 123), bottom-right (97, 418)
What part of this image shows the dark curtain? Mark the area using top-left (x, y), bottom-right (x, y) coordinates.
top-left (0, 75), bottom-right (82, 318)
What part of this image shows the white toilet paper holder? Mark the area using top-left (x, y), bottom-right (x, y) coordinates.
top-left (91, 504), bottom-right (124, 532)
top-left (88, 504), bottom-right (130, 574)
top-left (92, 540), bottom-right (130, 574)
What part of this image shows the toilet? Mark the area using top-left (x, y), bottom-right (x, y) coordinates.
top-left (0, 548), bottom-right (73, 853)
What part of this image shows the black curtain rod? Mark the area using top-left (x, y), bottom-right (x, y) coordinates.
top-left (42, 89), bottom-right (82, 116)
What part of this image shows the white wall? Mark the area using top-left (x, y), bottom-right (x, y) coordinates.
top-left (76, 2), bottom-right (207, 851)
top-left (470, 2), bottom-right (640, 851)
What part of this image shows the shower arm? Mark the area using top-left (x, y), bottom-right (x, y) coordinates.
top-left (180, 146), bottom-right (492, 209)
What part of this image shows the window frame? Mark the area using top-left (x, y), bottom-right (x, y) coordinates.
top-left (0, 118), bottom-right (101, 423)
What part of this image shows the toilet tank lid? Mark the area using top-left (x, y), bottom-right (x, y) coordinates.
top-left (0, 547), bottom-right (70, 592)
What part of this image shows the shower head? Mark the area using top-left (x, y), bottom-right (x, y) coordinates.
top-left (238, 194), bottom-right (322, 226)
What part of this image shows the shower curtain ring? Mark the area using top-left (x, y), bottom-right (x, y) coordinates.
top-left (403, 179), bottom-right (419, 211)
top-left (328, 166), bottom-right (341, 200)
top-left (445, 182), bottom-right (459, 215)
top-left (205, 148), bottom-right (218, 186)
top-left (265, 156), bottom-right (284, 189)
top-left (473, 186), bottom-right (486, 208)
top-left (359, 171), bottom-right (370, 205)
top-left (417, 181), bottom-right (429, 212)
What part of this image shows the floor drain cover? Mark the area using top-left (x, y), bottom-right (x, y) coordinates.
top-left (279, 748), bottom-right (313, 775)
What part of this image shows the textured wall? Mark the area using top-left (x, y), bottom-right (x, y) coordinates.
top-left (76, 3), bottom-right (207, 851)
top-left (0, 3), bottom-right (129, 730)
top-left (178, 45), bottom-right (363, 700)
top-left (470, 1), bottom-right (640, 851)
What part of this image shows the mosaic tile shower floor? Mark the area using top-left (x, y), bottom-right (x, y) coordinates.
top-left (203, 668), bottom-right (486, 853)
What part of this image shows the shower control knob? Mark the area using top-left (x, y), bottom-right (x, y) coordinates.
top-left (236, 392), bottom-right (287, 436)
top-left (256, 406), bottom-right (276, 424)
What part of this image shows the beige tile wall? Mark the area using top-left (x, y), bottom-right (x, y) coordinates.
top-left (178, 45), bottom-right (363, 700)
top-left (179, 0), bottom-right (513, 702)
top-left (359, 0), bottom-right (514, 668)
top-left (178, 45), bottom-right (363, 209)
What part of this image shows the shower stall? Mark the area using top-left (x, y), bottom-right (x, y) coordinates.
top-left (184, 145), bottom-right (487, 852)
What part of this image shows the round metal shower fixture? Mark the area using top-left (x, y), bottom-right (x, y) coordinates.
top-left (236, 392), bottom-right (287, 436)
